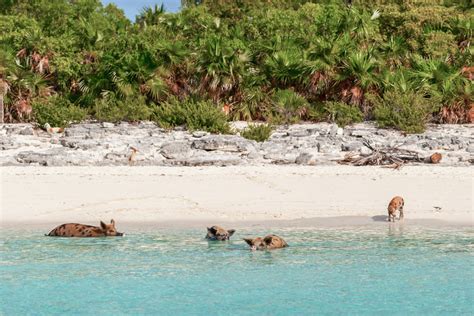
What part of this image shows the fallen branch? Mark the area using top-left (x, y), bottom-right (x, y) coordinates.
top-left (338, 139), bottom-right (424, 168)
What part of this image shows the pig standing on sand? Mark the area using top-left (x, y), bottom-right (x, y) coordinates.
top-left (387, 196), bottom-right (405, 222)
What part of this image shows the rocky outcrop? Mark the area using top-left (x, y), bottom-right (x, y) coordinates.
top-left (0, 122), bottom-right (472, 166)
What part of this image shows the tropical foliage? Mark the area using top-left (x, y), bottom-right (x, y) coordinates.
top-left (241, 123), bottom-right (273, 142)
top-left (0, 0), bottom-right (472, 133)
top-left (152, 97), bottom-right (231, 133)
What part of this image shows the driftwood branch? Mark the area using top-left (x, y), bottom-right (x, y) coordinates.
top-left (338, 139), bottom-right (424, 168)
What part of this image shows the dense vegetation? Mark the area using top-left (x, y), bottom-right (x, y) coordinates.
top-left (0, 0), bottom-right (472, 133)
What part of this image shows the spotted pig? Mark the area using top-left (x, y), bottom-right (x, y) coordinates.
top-left (46, 219), bottom-right (124, 237)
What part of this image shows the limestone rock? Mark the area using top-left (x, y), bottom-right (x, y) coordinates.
top-left (1, 122), bottom-right (471, 167)
top-left (160, 142), bottom-right (192, 159)
top-left (192, 135), bottom-right (251, 152)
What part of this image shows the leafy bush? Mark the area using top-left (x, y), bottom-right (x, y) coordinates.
top-left (264, 50), bottom-right (313, 87)
top-left (196, 35), bottom-right (249, 100)
top-left (152, 98), bottom-right (187, 129)
top-left (323, 101), bottom-right (363, 127)
top-left (183, 100), bottom-right (231, 134)
top-left (371, 89), bottom-right (439, 134)
top-left (241, 123), bottom-right (273, 142)
top-left (271, 89), bottom-right (309, 123)
top-left (2, 1), bottom-right (470, 126)
top-left (232, 87), bottom-right (272, 121)
top-left (32, 97), bottom-right (86, 128)
top-left (93, 94), bottom-right (152, 122)
top-left (153, 98), bottom-right (231, 134)
top-left (423, 31), bottom-right (457, 60)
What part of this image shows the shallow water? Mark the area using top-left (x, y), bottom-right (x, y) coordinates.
top-left (1, 225), bottom-right (473, 315)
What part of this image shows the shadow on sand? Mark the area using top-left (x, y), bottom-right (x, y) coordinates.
top-left (372, 215), bottom-right (389, 222)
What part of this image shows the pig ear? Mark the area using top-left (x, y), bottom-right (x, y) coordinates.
top-left (264, 236), bottom-right (274, 245)
top-left (100, 221), bottom-right (107, 230)
top-left (207, 227), bottom-right (216, 235)
top-left (243, 238), bottom-right (253, 246)
top-left (110, 219), bottom-right (115, 226)
top-left (227, 229), bottom-right (236, 237)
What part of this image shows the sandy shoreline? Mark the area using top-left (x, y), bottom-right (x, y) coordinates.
top-left (1, 166), bottom-right (472, 225)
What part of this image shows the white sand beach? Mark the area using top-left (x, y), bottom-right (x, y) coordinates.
top-left (1, 165), bottom-right (472, 225)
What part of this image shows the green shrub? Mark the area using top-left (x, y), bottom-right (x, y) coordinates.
top-left (231, 87), bottom-right (272, 121)
top-left (32, 97), bottom-right (87, 128)
top-left (93, 94), bottom-right (152, 122)
top-left (423, 31), bottom-right (457, 60)
top-left (183, 100), bottom-right (231, 134)
top-left (322, 101), bottom-right (363, 127)
top-left (152, 98), bottom-right (187, 129)
top-left (271, 89), bottom-right (309, 123)
top-left (241, 123), bottom-right (273, 142)
top-left (2, 0), bottom-right (470, 128)
top-left (371, 89), bottom-right (439, 134)
top-left (153, 98), bottom-right (231, 134)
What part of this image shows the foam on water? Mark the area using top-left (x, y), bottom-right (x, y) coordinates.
top-left (1, 225), bottom-right (473, 315)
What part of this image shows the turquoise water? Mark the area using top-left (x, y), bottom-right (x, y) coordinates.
top-left (1, 225), bottom-right (473, 315)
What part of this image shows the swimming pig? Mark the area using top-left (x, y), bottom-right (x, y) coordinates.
top-left (46, 219), bottom-right (124, 237)
top-left (205, 226), bottom-right (236, 241)
top-left (243, 235), bottom-right (288, 250)
top-left (387, 196), bottom-right (405, 222)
